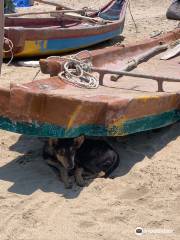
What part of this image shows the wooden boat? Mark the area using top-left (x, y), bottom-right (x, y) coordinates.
top-left (4, 0), bottom-right (127, 58)
top-left (0, 29), bottom-right (180, 138)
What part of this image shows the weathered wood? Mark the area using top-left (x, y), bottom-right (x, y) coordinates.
top-left (160, 43), bottom-right (180, 60)
top-left (35, 0), bottom-right (72, 9)
top-left (5, 9), bottom-right (96, 18)
top-left (111, 44), bottom-right (168, 81)
top-left (56, 12), bottom-right (109, 24)
top-left (5, 10), bottom-right (104, 25)
top-left (0, 0), bottom-right (4, 74)
top-left (92, 66), bottom-right (180, 92)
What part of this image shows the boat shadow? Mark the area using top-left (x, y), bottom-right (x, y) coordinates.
top-left (110, 122), bottom-right (180, 178)
top-left (0, 122), bottom-right (179, 198)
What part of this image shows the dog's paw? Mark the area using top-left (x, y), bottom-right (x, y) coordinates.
top-left (76, 178), bottom-right (86, 187)
top-left (98, 171), bottom-right (106, 177)
top-left (64, 181), bottom-right (73, 189)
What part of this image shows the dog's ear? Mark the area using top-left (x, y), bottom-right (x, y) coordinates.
top-left (74, 136), bottom-right (85, 148)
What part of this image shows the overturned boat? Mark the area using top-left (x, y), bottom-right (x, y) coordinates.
top-left (4, 0), bottom-right (127, 58)
top-left (0, 29), bottom-right (180, 138)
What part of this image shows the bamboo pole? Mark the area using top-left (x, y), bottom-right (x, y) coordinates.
top-left (0, 0), bottom-right (4, 74)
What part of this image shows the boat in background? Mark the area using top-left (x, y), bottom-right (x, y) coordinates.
top-left (0, 29), bottom-right (180, 138)
top-left (4, 0), bottom-right (127, 58)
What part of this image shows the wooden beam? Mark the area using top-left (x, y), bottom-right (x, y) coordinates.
top-left (5, 9), bottom-right (96, 18)
top-left (0, 0), bottom-right (4, 74)
top-left (54, 12), bottom-right (108, 25)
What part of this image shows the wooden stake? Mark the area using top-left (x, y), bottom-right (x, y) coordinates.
top-left (0, 0), bottom-right (4, 74)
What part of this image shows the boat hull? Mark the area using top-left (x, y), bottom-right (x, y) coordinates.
top-left (0, 107), bottom-right (179, 138)
top-left (15, 28), bottom-right (122, 58)
top-left (0, 29), bottom-right (180, 137)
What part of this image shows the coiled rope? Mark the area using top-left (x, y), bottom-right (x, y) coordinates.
top-left (48, 51), bottom-right (99, 89)
top-left (3, 37), bottom-right (14, 65)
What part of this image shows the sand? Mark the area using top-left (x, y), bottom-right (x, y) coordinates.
top-left (0, 0), bottom-right (180, 239)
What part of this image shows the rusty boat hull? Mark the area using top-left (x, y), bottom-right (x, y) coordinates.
top-left (0, 29), bottom-right (180, 138)
top-left (4, 0), bottom-right (127, 58)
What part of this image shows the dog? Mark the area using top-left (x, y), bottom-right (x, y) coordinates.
top-left (43, 136), bottom-right (120, 188)
top-left (74, 139), bottom-right (120, 186)
top-left (43, 136), bottom-right (84, 188)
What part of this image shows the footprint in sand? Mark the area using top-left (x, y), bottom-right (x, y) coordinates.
top-left (119, 186), bottom-right (149, 200)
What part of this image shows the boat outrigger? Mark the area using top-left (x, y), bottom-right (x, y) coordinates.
top-left (4, 0), bottom-right (127, 58)
top-left (0, 29), bottom-right (180, 138)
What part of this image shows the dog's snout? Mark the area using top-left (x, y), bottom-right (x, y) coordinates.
top-left (67, 161), bottom-right (75, 170)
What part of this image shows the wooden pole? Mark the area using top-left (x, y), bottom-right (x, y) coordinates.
top-left (5, 9), bottom-right (96, 17)
top-left (0, 0), bottom-right (4, 74)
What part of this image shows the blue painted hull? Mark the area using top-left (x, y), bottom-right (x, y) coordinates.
top-left (16, 28), bottom-right (123, 57)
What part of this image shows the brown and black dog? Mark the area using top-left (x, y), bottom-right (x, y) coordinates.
top-left (43, 136), bottom-right (120, 188)
top-left (43, 136), bottom-right (84, 188)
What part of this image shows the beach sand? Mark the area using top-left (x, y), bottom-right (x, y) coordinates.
top-left (0, 1), bottom-right (180, 239)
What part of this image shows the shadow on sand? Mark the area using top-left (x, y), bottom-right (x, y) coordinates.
top-left (0, 122), bottom-right (179, 198)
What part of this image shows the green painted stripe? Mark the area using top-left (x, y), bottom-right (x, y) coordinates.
top-left (108, 110), bottom-right (180, 136)
top-left (0, 110), bottom-right (179, 138)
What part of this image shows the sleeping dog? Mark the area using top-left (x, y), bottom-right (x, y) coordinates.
top-left (43, 136), bottom-right (120, 188)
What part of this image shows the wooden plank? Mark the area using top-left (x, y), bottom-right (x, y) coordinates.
top-left (0, 0), bottom-right (4, 74)
top-left (5, 11), bottom-right (106, 25)
top-left (5, 9), bottom-right (96, 18)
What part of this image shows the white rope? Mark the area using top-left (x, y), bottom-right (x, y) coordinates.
top-left (3, 37), bottom-right (14, 65)
top-left (54, 51), bottom-right (99, 89)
